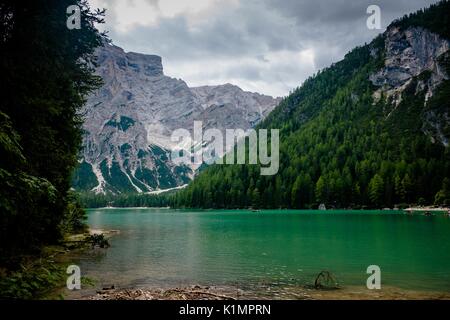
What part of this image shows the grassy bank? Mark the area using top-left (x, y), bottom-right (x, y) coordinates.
top-left (0, 230), bottom-right (109, 299)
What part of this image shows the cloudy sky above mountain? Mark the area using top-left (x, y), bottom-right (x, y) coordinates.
top-left (90, 0), bottom-right (439, 97)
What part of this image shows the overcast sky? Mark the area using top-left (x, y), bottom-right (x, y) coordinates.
top-left (89, 0), bottom-right (440, 97)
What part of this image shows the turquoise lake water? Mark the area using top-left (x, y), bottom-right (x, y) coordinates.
top-left (67, 209), bottom-right (450, 296)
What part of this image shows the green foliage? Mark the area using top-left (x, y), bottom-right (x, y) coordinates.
top-left (155, 159), bottom-right (178, 189)
top-left (105, 116), bottom-right (135, 132)
top-left (0, 258), bottom-right (66, 299)
top-left (150, 144), bottom-right (169, 160)
top-left (368, 174), bottom-right (384, 206)
top-left (0, 112), bottom-right (59, 259)
top-left (100, 160), bottom-right (137, 193)
top-left (71, 161), bottom-right (98, 191)
top-left (78, 191), bottom-right (171, 208)
top-left (435, 178), bottom-right (450, 205)
top-left (392, 0), bottom-right (450, 39)
top-left (423, 79), bottom-right (450, 144)
top-left (0, 1), bottom-right (105, 265)
top-left (86, 234), bottom-right (110, 248)
top-left (60, 191), bottom-right (88, 234)
top-left (135, 167), bottom-right (159, 189)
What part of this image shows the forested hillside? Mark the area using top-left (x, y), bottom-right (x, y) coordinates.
top-left (171, 1), bottom-right (450, 209)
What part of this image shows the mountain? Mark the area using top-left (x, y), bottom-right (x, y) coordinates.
top-left (72, 44), bottom-right (280, 194)
top-left (172, 1), bottom-right (450, 209)
top-left (191, 84), bottom-right (278, 128)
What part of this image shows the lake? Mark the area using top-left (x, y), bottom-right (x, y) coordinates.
top-left (64, 209), bottom-right (450, 299)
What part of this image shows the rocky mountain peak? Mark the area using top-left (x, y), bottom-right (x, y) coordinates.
top-left (370, 26), bottom-right (449, 106)
top-left (73, 44), bottom-right (281, 194)
top-left (98, 44), bottom-right (164, 77)
top-left (369, 25), bottom-right (449, 147)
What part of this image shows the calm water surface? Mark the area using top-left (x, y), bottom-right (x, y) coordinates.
top-left (67, 209), bottom-right (450, 296)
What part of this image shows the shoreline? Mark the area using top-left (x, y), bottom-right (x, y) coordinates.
top-left (405, 206), bottom-right (450, 212)
top-left (78, 284), bottom-right (450, 300)
top-left (84, 207), bottom-right (450, 214)
top-left (87, 206), bottom-right (171, 210)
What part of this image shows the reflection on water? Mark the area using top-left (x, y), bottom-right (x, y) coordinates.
top-left (64, 209), bottom-right (450, 298)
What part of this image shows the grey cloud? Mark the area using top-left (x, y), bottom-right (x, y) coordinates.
top-left (93, 0), bottom-right (441, 96)
top-left (261, 0), bottom-right (439, 68)
top-left (264, 0), bottom-right (436, 25)
top-left (108, 1), bottom-right (302, 60)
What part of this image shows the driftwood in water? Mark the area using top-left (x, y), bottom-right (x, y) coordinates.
top-left (165, 288), bottom-right (235, 300)
top-left (92, 286), bottom-right (237, 300)
top-left (314, 271), bottom-right (339, 290)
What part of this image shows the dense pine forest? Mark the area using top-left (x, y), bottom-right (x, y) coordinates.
top-left (169, 1), bottom-right (450, 210)
top-left (0, 1), bottom-right (105, 266)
